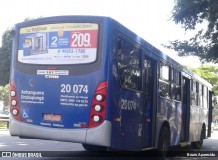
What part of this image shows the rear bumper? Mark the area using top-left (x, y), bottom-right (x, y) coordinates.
top-left (9, 116), bottom-right (111, 147)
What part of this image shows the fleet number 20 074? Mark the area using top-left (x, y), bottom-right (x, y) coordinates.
top-left (61, 84), bottom-right (88, 94)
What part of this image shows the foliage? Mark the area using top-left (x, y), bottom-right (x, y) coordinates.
top-left (166, 0), bottom-right (218, 63)
top-left (0, 29), bottom-right (13, 86)
top-left (0, 17), bottom-right (43, 86)
top-left (0, 122), bottom-right (7, 129)
top-left (0, 84), bottom-right (9, 110)
top-left (187, 65), bottom-right (218, 95)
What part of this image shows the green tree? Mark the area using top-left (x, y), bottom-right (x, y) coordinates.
top-left (187, 65), bottom-right (218, 95)
top-left (0, 17), bottom-right (41, 86)
top-left (0, 84), bottom-right (9, 110)
top-left (166, 0), bottom-right (218, 63)
top-left (188, 65), bottom-right (218, 119)
top-left (0, 29), bottom-right (13, 86)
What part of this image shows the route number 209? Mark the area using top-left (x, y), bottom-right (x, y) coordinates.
top-left (61, 84), bottom-right (88, 94)
top-left (71, 33), bottom-right (91, 48)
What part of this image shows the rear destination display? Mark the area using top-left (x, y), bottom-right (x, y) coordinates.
top-left (18, 23), bottom-right (98, 65)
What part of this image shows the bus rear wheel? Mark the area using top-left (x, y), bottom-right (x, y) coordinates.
top-left (191, 126), bottom-right (205, 149)
top-left (158, 125), bottom-right (170, 154)
top-left (82, 143), bottom-right (107, 151)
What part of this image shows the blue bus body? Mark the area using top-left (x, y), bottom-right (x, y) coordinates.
top-left (10, 16), bottom-right (213, 151)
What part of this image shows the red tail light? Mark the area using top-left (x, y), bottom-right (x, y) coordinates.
top-left (10, 81), bottom-right (21, 121)
top-left (89, 81), bottom-right (107, 128)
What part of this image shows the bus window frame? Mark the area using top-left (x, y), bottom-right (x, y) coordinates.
top-left (159, 62), bottom-right (170, 99)
top-left (198, 83), bottom-right (203, 108)
top-left (116, 35), bottom-right (143, 92)
top-left (160, 63), bottom-right (170, 81)
top-left (203, 86), bottom-right (208, 109)
top-left (159, 62), bottom-right (182, 102)
top-left (171, 68), bottom-right (181, 101)
top-left (191, 79), bottom-right (198, 106)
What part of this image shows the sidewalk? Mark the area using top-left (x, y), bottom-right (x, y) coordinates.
top-left (211, 130), bottom-right (218, 139)
top-left (0, 128), bottom-right (8, 131)
top-left (0, 128), bottom-right (9, 135)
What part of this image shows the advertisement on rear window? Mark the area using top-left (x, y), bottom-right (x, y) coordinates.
top-left (18, 23), bottom-right (98, 64)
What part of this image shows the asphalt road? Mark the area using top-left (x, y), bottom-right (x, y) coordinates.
top-left (0, 129), bottom-right (84, 151)
top-left (0, 129), bottom-right (218, 160)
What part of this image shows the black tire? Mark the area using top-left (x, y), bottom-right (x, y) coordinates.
top-left (158, 125), bottom-right (170, 154)
top-left (191, 126), bottom-right (205, 149)
top-left (82, 143), bottom-right (107, 151)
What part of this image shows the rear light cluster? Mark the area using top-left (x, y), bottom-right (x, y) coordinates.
top-left (89, 81), bottom-right (107, 128)
top-left (10, 81), bottom-right (21, 121)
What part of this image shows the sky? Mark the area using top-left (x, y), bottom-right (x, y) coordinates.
top-left (0, 0), bottom-right (202, 67)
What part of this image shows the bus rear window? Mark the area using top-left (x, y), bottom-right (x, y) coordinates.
top-left (18, 23), bottom-right (98, 65)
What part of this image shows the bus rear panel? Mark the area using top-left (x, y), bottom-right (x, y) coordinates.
top-left (10, 16), bottom-right (111, 147)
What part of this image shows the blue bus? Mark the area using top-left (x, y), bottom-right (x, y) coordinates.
top-left (10, 16), bottom-right (214, 151)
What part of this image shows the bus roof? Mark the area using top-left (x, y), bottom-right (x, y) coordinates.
top-left (107, 17), bottom-right (212, 89)
top-left (15, 15), bottom-right (212, 89)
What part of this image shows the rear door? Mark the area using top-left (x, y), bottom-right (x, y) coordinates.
top-left (116, 37), bottom-right (143, 151)
top-left (142, 55), bottom-right (157, 148)
top-left (181, 75), bottom-right (191, 141)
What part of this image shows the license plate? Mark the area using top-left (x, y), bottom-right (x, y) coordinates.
top-left (43, 114), bottom-right (62, 122)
